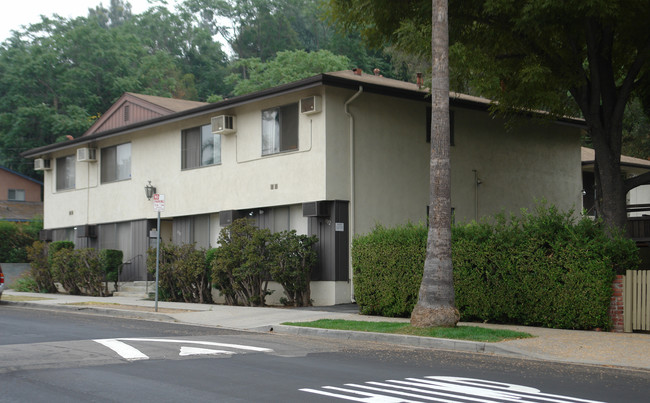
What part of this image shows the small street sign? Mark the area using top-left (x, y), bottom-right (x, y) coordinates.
top-left (153, 194), bottom-right (165, 212)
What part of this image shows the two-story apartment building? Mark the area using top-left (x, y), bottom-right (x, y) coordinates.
top-left (22, 70), bottom-right (585, 305)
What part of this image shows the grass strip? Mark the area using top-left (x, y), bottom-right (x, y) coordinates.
top-left (281, 319), bottom-right (533, 342)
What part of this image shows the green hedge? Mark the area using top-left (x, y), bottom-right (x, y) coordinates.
top-left (352, 205), bottom-right (639, 329)
top-left (352, 223), bottom-right (427, 317)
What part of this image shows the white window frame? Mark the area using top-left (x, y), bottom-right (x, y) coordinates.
top-left (182, 124), bottom-right (221, 169)
top-left (101, 143), bottom-right (132, 183)
top-left (56, 155), bottom-right (75, 191)
top-left (262, 103), bottom-right (298, 156)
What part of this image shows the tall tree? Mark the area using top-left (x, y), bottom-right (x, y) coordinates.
top-left (328, 0), bottom-right (650, 233)
top-left (411, 0), bottom-right (459, 328)
top-left (326, 0), bottom-right (458, 327)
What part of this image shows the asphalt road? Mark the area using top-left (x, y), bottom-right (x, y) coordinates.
top-left (2, 305), bottom-right (649, 402)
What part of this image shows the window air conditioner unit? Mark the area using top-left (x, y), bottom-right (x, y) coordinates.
top-left (302, 201), bottom-right (330, 217)
top-left (300, 96), bottom-right (321, 115)
top-left (77, 147), bottom-right (97, 162)
top-left (34, 158), bottom-right (51, 171)
top-left (39, 229), bottom-right (53, 242)
top-left (211, 115), bottom-right (236, 135)
top-left (76, 224), bottom-right (97, 238)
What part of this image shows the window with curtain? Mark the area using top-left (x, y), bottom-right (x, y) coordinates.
top-left (56, 155), bottom-right (75, 191)
top-left (182, 124), bottom-right (221, 169)
top-left (101, 143), bottom-right (131, 183)
top-left (262, 103), bottom-right (298, 155)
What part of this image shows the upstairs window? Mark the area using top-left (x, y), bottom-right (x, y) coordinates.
top-left (8, 189), bottom-right (25, 201)
top-left (101, 143), bottom-right (131, 183)
top-left (262, 103), bottom-right (298, 155)
top-left (56, 155), bottom-right (75, 191)
top-left (182, 124), bottom-right (221, 169)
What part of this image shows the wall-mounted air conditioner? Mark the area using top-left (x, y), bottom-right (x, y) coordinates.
top-left (300, 96), bottom-right (322, 115)
top-left (211, 115), bottom-right (236, 135)
top-left (34, 158), bottom-right (51, 171)
top-left (302, 201), bottom-right (330, 217)
top-left (39, 229), bottom-right (53, 242)
top-left (76, 224), bottom-right (97, 238)
top-left (77, 148), bottom-right (97, 162)
top-left (219, 210), bottom-right (243, 226)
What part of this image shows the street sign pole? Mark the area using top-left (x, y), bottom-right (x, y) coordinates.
top-left (152, 194), bottom-right (165, 312)
top-left (155, 209), bottom-right (160, 312)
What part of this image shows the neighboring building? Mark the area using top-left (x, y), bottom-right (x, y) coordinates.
top-left (0, 165), bottom-right (43, 222)
top-left (581, 147), bottom-right (650, 218)
top-left (22, 70), bottom-right (585, 305)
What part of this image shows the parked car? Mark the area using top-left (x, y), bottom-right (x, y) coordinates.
top-left (0, 264), bottom-right (4, 300)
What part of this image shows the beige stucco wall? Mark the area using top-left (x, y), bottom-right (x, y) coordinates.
top-left (325, 87), bottom-right (583, 237)
top-left (42, 88), bottom-right (327, 230)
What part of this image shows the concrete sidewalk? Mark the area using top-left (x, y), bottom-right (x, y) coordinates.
top-left (3, 290), bottom-right (649, 371)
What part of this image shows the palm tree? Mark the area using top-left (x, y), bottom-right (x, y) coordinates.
top-left (410, 0), bottom-right (459, 328)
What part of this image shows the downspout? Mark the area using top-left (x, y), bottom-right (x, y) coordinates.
top-left (344, 86), bottom-right (363, 302)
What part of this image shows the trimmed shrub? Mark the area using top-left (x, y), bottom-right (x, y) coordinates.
top-left (100, 249), bottom-right (123, 291)
top-left (74, 248), bottom-right (107, 297)
top-left (50, 247), bottom-right (81, 294)
top-left (26, 240), bottom-right (57, 293)
top-left (352, 223), bottom-right (427, 317)
top-left (210, 218), bottom-right (272, 306)
top-left (268, 230), bottom-right (318, 307)
top-left (352, 204), bottom-right (639, 329)
top-left (147, 243), bottom-right (211, 303)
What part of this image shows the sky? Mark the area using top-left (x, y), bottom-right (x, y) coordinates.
top-left (0, 0), bottom-right (176, 42)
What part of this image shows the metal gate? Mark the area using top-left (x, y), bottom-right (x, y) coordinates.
top-left (624, 270), bottom-right (650, 332)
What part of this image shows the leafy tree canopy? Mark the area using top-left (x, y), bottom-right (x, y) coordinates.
top-left (226, 49), bottom-right (350, 95)
top-left (326, 0), bottom-right (650, 231)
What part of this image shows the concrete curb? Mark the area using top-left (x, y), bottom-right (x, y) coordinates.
top-left (3, 300), bottom-right (178, 323)
top-left (269, 325), bottom-right (526, 358)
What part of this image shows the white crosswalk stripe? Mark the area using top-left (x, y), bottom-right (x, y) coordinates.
top-left (300, 376), bottom-right (606, 403)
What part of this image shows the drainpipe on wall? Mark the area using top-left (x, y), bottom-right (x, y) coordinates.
top-left (473, 169), bottom-right (482, 220)
top-left (345, 86), bottom-right (363, 303)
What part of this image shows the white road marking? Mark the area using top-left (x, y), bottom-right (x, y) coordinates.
top-left (301, 376), bottom-right (607, 403)
top-left (179, 346), bottom-right (234, 356)
top-left (93, 339), bottom-right (149, 361)
top-left (93, 338), bottom-right (274, 361)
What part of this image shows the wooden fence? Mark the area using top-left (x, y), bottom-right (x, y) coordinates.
top-left (624, 270), bottom-right (650, 332)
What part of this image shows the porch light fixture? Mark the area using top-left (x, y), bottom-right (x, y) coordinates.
top-left (145, 181), bottom-right (156, 200)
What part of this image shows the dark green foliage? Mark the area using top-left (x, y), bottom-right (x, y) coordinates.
top-left (210, 218), bottom-right (272, 306)
top-left (48, 241), bottom-right (75, 259)
top-left (49, 247), bottom-right (80, 295)
top-left (25, 240), bottom-right (57, 293)
top-left (0, 220), bottom-right (41, 263)
top-left (100, 249), bottom-right (123, 291)
top-left (147, 243), bottom-right (212, 304)
top-left (352, 205), bottom-right (639, 329)
top-left (352, 223), bottom-right (427, 317)
top-left (268, 230), bottom-right (318, 306)
top-left (73, 248), bottom-right (109, 297)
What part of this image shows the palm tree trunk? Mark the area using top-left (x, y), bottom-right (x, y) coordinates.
top-left (410, 0), bottom-right (459, 328)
